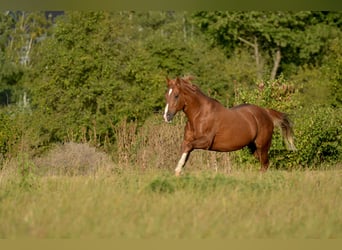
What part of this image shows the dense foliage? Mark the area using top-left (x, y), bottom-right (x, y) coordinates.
top-left (0, 11), bottom-right (341, 168)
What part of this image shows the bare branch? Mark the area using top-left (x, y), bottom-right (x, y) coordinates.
top-left (270, 48), bottom-right (281, 81)
top-left (237, 36), bottom-right (256, 48)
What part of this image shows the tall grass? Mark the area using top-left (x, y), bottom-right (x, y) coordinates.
top-left (0, 112), bottom-right (341, 238)
top-left (0, 165), bottom-right (341, 238)
top-left (113, 113), bottom-right (251, 173)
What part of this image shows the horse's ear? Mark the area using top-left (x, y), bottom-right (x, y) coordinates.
top-left (166, 77), bottom-right (170, 86)
top-left (175, 77), bottom-right (182, 87)
top-left (183, 75), bottom-right (195, 82)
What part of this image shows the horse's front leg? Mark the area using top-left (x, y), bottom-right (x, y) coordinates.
top-left (175, 152), bottom-right (189, 176)
top-left (175, 136), bottom-right (213, 176)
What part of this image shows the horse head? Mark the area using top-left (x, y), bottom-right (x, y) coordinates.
top-left (163, 77), bottom-right (186, 123)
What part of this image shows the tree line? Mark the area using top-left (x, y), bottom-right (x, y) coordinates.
top-left (0, 11), bottom-right (341, 167)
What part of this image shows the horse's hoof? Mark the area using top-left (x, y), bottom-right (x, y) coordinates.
top-left (175, 171), bottom-right (181, 177)
top-left (259, 168), bottom-right (268, 173)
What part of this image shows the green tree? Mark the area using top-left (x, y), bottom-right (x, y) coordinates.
top-left (0, 11), bottom-right (50, 106)
top-left (27, 11), bottom-right (237, 145)
top-left (29, 11), bottom-right (166, 144)
top-left (193, 11), bottom-right (341, 80)
top-left (322, 30), bottom-right (342, 108)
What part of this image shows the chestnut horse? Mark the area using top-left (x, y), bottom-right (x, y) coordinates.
top-left (163, 76), bottom-right (296, 176)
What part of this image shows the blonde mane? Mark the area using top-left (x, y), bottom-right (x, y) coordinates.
top-left (180, 76), bottom-right (200, 93)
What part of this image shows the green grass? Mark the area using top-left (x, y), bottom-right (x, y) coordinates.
top-left (0, 168), bottom-right (341, 238)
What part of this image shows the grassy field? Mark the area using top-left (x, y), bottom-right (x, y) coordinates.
top-left (0, 165), bottom-right (341, 238)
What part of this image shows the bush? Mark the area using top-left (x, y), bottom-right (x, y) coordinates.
top-left (267, 107), bottom-right (342, 169)
top-left (289, 106), bottom-right (342, 167)
top-left (34, 142), bottom-right (113, 176)
top-left (0, 108), bottom-right (28, 164)
top-left (0, 110), bottom-right (17, 162)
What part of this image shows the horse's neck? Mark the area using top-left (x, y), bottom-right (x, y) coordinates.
top-left (183, 92), bottom-right (214, 119)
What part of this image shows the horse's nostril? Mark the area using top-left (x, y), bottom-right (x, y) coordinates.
top-left (166, 112), bottom-right (174, 122)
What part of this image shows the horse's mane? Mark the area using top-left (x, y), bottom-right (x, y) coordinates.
top-left (180, 76), bottom-right (203, 94)
top-left (180, 76), bottom-right (221, 104)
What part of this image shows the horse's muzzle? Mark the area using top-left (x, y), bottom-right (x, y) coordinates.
top-left (164, 112), bottom-right (174, 123)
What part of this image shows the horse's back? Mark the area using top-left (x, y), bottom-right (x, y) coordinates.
top-left (230, 103), bottom-right (252, 110)
top-left (230, 103), bottom-right (273, 123)
top-left (230, 103), bottom-right (265, 113)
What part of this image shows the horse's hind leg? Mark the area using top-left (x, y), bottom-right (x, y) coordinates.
top-left (248, 142), bottom-right (257, 156)
top-left (248, 143), bottom-right (262, 163)
top-left (248, 143), bottom-right (268, 171)
top-left (255, 141), bottom-right (271, 172)
top-left (259, 149), bottom-right (270, 172)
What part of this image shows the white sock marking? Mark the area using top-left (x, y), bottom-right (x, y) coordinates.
top-left (175, 153), bottom-right (188, 173)
top-left (163, 104), bottom-right (169, 122)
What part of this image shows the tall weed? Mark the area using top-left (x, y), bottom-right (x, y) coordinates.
top-left (33, 142), bottom-right (113, 176)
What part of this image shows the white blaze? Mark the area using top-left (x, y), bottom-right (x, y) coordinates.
top-left (163, 88), bottom-right (173, 122)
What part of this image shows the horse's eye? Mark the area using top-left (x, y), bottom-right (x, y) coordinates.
top-left (175, 95), bottom-right (179, 99)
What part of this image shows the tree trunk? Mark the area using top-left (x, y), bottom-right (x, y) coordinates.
top-left (183, 14), bottom-right (187, 42)
top-left (238, 36), bottom-right (263, 79)
top-left (253, 37), bottom-right (263, 79)
top-left (270, 47), bottom-right (281, 81)
top-left (23, 36), bottom-right (33, 66)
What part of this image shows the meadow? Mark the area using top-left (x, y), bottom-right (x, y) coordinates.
top-left (0, 162), bottom-right (341, 238)
top-left (0, 114), bottom-right (341, 239)
top-left (1, 11), bottom-right (341, 240)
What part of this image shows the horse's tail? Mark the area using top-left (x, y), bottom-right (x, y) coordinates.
top-left (266, 109), bottom-right (297, 151)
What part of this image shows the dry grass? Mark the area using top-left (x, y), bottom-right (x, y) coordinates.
top-left (0, 115), bottom-right (341, 238)
top-left (114, 115), bottom-right (184, 170)
top-left (0, 166), bottom-right (341, 238)
top-left (33, 142), bottom-right (114, 176)
top-left (114, 114), bottom-right (243, 173)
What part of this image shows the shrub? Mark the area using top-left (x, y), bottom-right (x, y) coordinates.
top-left (0, 110), bottom-right (17, 163)
top-left (0, 107), bottom-right (31, 164)
top-left (290, 106), bottom-right (341, 167)
top-left (34, 142), bottom-right (113, 176)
